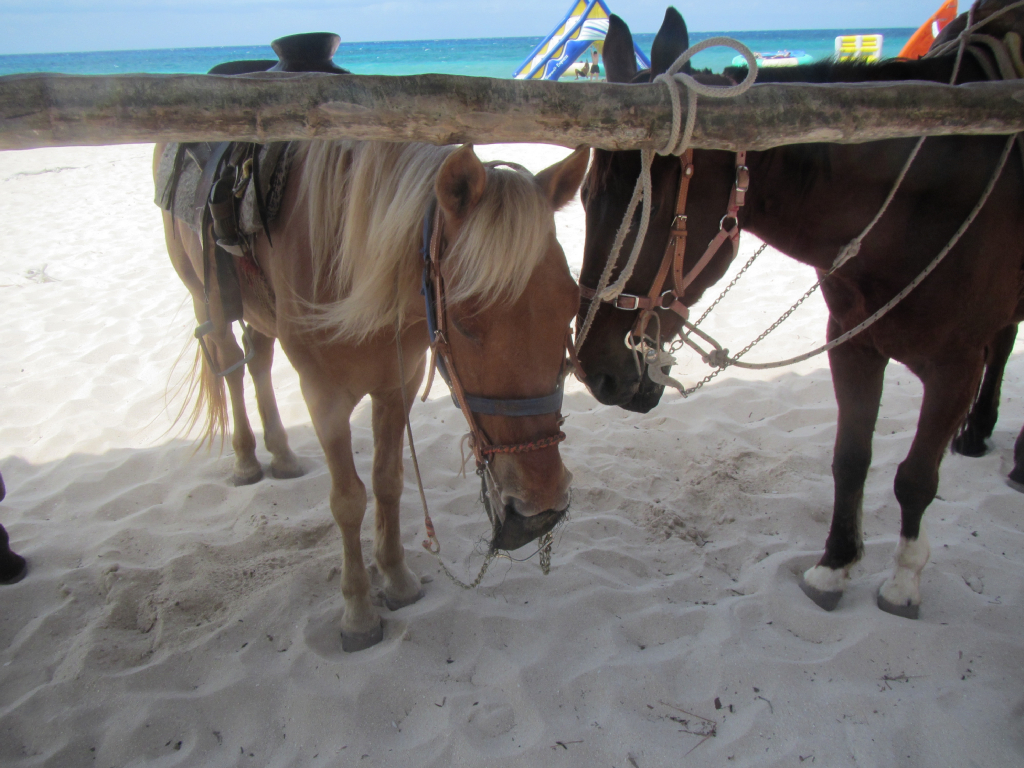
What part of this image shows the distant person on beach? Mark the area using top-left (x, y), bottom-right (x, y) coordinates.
top-left (574, 60), bottom-right (590, 79)
top-left (590, 46), bottom-right (601, 80)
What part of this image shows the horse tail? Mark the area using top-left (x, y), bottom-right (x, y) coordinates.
top-left (168, 336), bottom-right (229, 453)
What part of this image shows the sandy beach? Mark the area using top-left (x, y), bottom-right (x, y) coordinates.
top-left (1, 142), bottom-right (1022, 767)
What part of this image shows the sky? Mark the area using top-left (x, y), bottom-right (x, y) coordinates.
top-left (1, 1), bottom-right (951, 55)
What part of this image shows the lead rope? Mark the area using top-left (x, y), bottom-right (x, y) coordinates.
top-left (394, 317), bottom-right (554, 589)
top-left (394, 316), bottom-right (502, 590)
top-left (574, 37), bottom-right (759, 354)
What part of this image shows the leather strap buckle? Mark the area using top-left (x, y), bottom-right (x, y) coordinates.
top-left (616, 294), bottom-right (641, 310)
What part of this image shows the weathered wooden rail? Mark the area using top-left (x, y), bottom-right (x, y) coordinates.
top-left (2, 71), bottom-right (1024, 152)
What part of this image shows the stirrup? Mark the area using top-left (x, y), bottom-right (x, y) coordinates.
top-left (195, 320), bottom-right (255, 377)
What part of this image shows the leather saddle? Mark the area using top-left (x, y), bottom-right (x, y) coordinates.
top-left (156, 33), bottom-right (349, 376)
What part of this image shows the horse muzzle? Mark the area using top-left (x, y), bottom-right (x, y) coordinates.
top-left (491, 503), bottom-right (567, 552)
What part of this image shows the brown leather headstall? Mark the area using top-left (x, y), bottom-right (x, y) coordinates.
top-left (580, 149), bottom-right (750, 344)
top-left (420, 199), bottom-right (573, 469)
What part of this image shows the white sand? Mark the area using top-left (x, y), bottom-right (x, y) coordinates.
top-left (1, 143), bottom-right (1022, 767)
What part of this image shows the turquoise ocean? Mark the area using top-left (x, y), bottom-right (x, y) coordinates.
top-left (0, 29), bottom-right (915, 79)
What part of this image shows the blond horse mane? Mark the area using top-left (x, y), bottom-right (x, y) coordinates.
top-left (293, 140), bottom-right (556, 342)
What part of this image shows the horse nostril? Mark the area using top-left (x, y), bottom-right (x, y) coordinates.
top-left (509, 497), bottom-right (539, 518)
top-left (588, 372), bottom-right (634, 406)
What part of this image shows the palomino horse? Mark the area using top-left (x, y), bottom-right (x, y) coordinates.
top-left (157, 141), bottom-right (588, 650)
top-left (577, 8), bottom-right (1023, 618)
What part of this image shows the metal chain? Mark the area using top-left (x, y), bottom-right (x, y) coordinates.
top-left (538, 532), bottom-right (554, 575)
top-left (673, 242), bottom-right (768, 347)
top-left (729, 278), bottom-right (825, 362)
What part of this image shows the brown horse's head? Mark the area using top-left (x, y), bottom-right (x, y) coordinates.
top-left (433, 144), bottom-right (589, 549)
top-left (577, 9), bottom-right (740, 413)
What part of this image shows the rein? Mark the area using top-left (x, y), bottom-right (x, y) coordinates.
top-left (396, 182), bottom-right (573, 586)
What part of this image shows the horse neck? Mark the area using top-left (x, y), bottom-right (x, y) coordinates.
top-left (738, 53), bottom-right (973, 271)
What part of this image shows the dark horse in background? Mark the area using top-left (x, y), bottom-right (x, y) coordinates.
top-left (578, 8), bottom-right (1024, 618)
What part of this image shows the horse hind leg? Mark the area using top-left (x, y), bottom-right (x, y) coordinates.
top-left (200, 319), bottom-right (263, 486)
top-left (164, 214), bottom-right (262, 485)
top-left (801, 333), bottom-right (887, 611)
top-left (245, 327), bottom-right (303, 480)
top-left (951, 324), bottom-right (1017, 457)
top-left (878, 352), bottom-right (986, 619)
top-left (371, 382), bottom-right (425, 612)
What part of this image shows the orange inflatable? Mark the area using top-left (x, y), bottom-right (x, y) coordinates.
top-left (899, 0), bottom-right (959, 59)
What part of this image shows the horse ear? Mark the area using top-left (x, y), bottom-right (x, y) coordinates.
top-left (651, 7), bottom-right (691, 76)
top-left (603, 15), bottom-right (638, 83)
top-left (436, 144), bottom-right (487, 222)
top-left (536, 146), bottom-right (590, 211)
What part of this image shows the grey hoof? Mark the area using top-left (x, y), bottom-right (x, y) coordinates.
top-left (800, 577), bottom-right (843, 611)
top-left (877, 592), bottom-right (920, 620)
top-left (233, 466), bottom-right (264, 487)
top-left (384, 588), bottom-right (424, 612)
top-left (270, 463), bottom-right (305, 480)
top-left (341, 621), bottom-right (383, 653)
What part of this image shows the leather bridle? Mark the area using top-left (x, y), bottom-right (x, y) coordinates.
top-left (580, 149), bottom-right (750, 343)
top-left (420, 197), bottom-right (573, 470)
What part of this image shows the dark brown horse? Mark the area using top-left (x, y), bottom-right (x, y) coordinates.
top-left (577, 8), bottom-right (1024, 618)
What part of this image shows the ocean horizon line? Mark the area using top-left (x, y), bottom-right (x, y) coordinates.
top-left (0, 28), bottom-right (919, 79)
top-left (0, 27), bottom-right (917, 59)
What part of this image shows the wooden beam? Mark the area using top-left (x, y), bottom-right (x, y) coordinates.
top-left (2, 71), bottom-right (1023, 152)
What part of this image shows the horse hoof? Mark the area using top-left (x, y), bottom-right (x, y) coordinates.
top-left (799, 577), bottom-right (843, 611)
top-left (877, 592), bottom-right (920, 620)
top-left (0, 555), bottom-right (27, 585)
top-left (384, 588), bottom-right (424, 612)
top-left (270, 462), bottom-right (305, 480)
top-left (1007, 466), bottom-right (1024, 493)
top-left (950, 435), bottom-right (989, 458)
top-left (233, 466), bottom-right (264, 487)
top-left (341, 621), bottom-right (384, 652)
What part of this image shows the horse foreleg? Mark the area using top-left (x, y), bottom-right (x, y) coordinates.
top-left (245, 326), bottom-right (303, 480)
top-left (371, 383), bottom-right (425, 611)
top-left (802, 331), bottom-right (887, 611)
top-left (878, 353), bottom-right (985, 619)
top-left (303, 383), bottom-right (380, 651)
top-left (951, 323), bottom-right (1017, 457)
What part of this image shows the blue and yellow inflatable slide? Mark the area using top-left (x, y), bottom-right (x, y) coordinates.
top-left (513, 0), bottom-right (651, 80)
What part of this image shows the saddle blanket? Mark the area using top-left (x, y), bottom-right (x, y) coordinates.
top-left (154, 141), bottom-right (294, 237)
